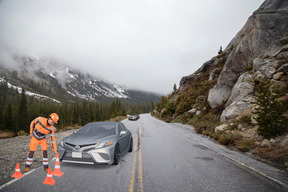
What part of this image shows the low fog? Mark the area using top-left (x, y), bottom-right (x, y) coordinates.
top-left (0, 0), bottom-right (264, 94)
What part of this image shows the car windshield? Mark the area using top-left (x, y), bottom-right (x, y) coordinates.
top-left (78, 123), bottom-right (116, 135)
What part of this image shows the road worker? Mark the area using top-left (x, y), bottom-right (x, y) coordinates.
top-left (25, 113), bottom-right (59, 173)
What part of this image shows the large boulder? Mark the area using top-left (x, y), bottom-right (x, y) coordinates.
top-left (220, 72), bottom-right (255, 122)
top-left (207, 84), bottom-right (232, 109)
top-left (226, 72), bottom-right (255, 106)
top-left (221, 101), bottom-right (252, 122)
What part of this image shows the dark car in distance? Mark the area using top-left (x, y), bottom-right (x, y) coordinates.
top-left (128, 113), bottom-right (140, 121)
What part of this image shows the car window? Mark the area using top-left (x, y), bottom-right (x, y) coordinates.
top-left (120, 123), bottom-right (127, 131)
top-left (78, 123), bottom-right (116, 135)
top-left (118, 124), bottom-right (124, 133)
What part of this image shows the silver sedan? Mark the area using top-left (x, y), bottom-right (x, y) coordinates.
top-left (58, 121), bottom-right (133, 165)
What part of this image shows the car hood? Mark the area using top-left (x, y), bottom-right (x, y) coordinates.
top-left (63, 133), bottom-right (116, 145)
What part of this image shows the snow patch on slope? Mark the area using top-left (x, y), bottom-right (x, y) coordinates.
top-left (0, 77), bottom-right (61, 103)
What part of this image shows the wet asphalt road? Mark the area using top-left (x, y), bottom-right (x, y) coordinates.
top-left (1, 114), bottom-right (288, 192)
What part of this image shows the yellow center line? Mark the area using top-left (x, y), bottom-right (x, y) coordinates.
top-left (129, 123), bottom-right (144, 192)
top-left (138, 125), bottom-right (143, 192)
top-left (129, 135), bottom-right (138, 192)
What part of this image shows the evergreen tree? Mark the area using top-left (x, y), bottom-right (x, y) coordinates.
top-left (173, 83), bottom-right (177, 92)
top-left (77, 115), bottom-right (83, 126)
top-left (5, 104), bottom-right (14, 132)
top-left (89, 102), bottom-right (95, 122)
top-left (218, 46), bottom-right (223, 55)
top-left (68, 104), bottom-right (74, 126)
top-left (253, 78), bottom-right (288, 138)
top-left (0, 109), bottom-right (5, 131)
top-left (17, 89), bottom-right (29, 132)
top-left (151, 101), bottom-right (155, 112)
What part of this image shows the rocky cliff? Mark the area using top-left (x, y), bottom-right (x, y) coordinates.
top-left (154, 0), bottom-right (288, 168)
top-left (180, 0), bottom-right (288, 122)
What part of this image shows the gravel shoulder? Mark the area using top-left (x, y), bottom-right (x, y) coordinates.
top-left (0, 128), bottom-right (78, 186)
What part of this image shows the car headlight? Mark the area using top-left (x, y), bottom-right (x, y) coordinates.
top-left (95, 141), bottom-right (113, 149)
top-left (60, 140), bottom-right (64, 147)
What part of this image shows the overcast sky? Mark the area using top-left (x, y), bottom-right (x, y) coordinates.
top-left (0, 0), bottom-right (264, 95)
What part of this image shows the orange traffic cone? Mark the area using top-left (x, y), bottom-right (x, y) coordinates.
top-left (52, 153), bottom-right (64, 177)
top-left (43, 167), bottom-right (55, 185)
top-left (11, 163), bottom-right (24, 178)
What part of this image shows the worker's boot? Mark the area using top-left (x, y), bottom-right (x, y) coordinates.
top-left (25, 167), bottom-right (30, 172)
top-left (44, 168), bottom-right (48, 173)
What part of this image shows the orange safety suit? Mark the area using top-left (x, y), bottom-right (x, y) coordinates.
top-left (25, 117), bottom-right (57, 170)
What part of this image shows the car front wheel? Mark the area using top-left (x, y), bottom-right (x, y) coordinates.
top-left (128, 138), bottom-right (133, 152)
top-left (113, 144), bottom-right (120, 165)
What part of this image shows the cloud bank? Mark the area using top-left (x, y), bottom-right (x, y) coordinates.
top-left (0, 0), bottom-right (264, 94)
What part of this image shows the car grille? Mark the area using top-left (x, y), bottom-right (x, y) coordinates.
top-left (62, 152), bottom-right (95, 163)
top-left (64, 142), bottom-right (97, 151)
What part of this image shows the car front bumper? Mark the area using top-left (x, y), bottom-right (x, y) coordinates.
top-left (58, 144), bottom-right (115, 165)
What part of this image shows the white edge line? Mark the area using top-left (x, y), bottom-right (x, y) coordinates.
top-left (200, 143), bottom-right (288, 190)
top-left (0, 157), bottom-right (56, 190)
top-left (0, 169), bottom-right (37, 190)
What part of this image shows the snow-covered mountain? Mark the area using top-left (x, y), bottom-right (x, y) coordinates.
top-left (0, 48), bottom-right (160, 104)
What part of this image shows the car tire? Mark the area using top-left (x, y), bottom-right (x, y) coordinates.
top-left (128, 138), bottom-right (133, 152)
top-left (113, 144), bottom-right (121, 165)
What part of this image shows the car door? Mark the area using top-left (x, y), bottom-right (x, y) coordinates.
top-left (117, 123), bottom-right (129, 154)
top-left (122, 124), bottom-right (131, 150)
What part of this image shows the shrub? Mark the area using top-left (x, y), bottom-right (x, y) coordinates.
top-left (0, 131), bottom-right (15, 138)
top-left (235, 138), bottom-right (257, 152)
top-left (244, 65), bottom-right (253, 71)
top-left (253, 78), bottom-right (288, 139)
top-left (238, 115), bottom-right (253, 126)
top-left (228, 123), bottom-right (238, 130)
top-left (217, 133), bottom-right (242, 145)
top-left (218, 133), bottom-right (233, 145)
top-left (189, 112), bottom-right (220, 134)
top-left (255, 145), bottom-right (288, 165)
top-left (175, 79), bottom-right (217, 115)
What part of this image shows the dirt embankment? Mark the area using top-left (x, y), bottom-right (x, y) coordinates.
top-left (0, 128), bottom-right (78, 186)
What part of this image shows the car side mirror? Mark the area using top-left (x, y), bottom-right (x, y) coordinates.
top-left (120, 131), bottom-right (127, 137)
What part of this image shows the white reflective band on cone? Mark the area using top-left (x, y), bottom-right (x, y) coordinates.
top-left (55, 165), bottom-right (60, 169)
top-left (43, 162), bottom-right (48, 165)
top-left (56, 158), bottom-right (59, 161)
top-left (26, 161), bottom-right (32, 165)
top-left (16, 169), bottom-right (20, 171)
top-left (47, 174), bottom-right (52, 177)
